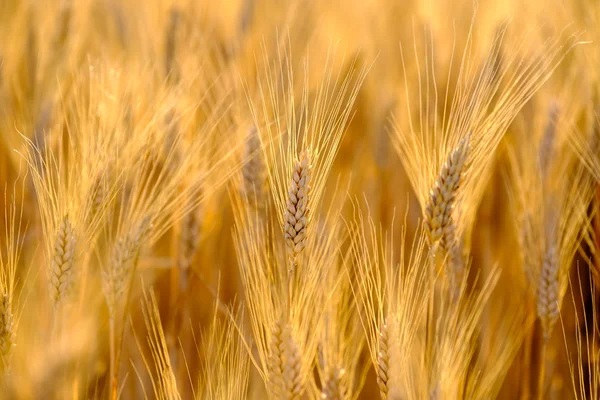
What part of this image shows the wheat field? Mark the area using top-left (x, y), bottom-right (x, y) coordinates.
top-left (1, 0), bottom-right (600, 398)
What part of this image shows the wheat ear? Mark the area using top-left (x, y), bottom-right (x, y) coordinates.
top-left (376, 319), bottom-right (390, 400)
top-left (284, 150), bottom-right (311, 271)
top-left (50, 216), bottom-right (76, 306)
top-left (177, 210), bottom-right (200, 291)
top-left (242, 126), bottom-right (265, 209)
top-left (103, 216), bottom-right (151, 318)
top-left (89, 176), bottom-right (106, 221)
top-left (321, 367), bottom-right (345, 400)
top-left (536, 244), bottom-right (559, 341)
top-left (282, 323), bottom-right (303, 400)
top-left (424, 136), bottom-right (470, 283)
top-left (538, 102), bottom-right (560, 180)
top-left (269, 319), bottom-right (286, 398)
top-left (424, 136), bottom-right (469, 247)
top-left (0, 294), bottom-right (14, 373)
top-left (105, 216), bottom-right (151, 400)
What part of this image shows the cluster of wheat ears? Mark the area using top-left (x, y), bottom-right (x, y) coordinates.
top-left (2, 0), bottom-right (600, 399)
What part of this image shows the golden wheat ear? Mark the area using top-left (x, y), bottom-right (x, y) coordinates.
top-left (241, 125), bottom-right (266, 210)
top-left (283, 149), bottom-right (311, 272)
top-left (424, 134), bottom-right (470, 285)
top-left (393, 21), bottom-right (583, 287)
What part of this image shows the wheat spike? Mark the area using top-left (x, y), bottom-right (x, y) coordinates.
top-left (424, 136), bottom-right (470, 250)
top-left (103, 217), bottom-right (151, 318)
top-left (177, 210), bottom-right (200, 291)
top-left (321, 367), bottom-right (345, 400)
top-left (538, 101), bottom-right (560, 179)
top-left (269, 319), bottom-right (286, 398)
top-left (284, 150), bottom-right (311, 265)
top-left (282, 323), bottom-right (303, 400)
top-left (89, 176), bottom-right (106, 221)
top-left (376, 319), bottom-right (390, 400)
top-left (49, 216), bottom-right (76, 305)
top-left (440, 222), bottom-right (465, 285)
top-left (0, 294), bottom-right (14, 373)
top-left (537, 244), bottom-right (559, 341)
top-left (242, 126), bottom-right (265, 208)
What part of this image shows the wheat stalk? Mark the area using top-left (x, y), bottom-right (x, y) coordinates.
top-left (49, 216), bottom-right (76, 306)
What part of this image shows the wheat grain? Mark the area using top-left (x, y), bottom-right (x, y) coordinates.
top-left (284, 150), bottom-right (311, 269)
top-left (49, 216), bottom-right (76, 306)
